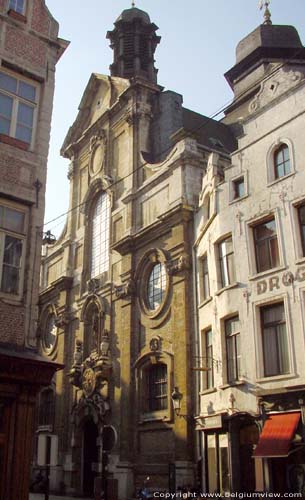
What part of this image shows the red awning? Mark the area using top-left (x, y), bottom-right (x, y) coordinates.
top-left (253, 411), bottom-right (300, 458)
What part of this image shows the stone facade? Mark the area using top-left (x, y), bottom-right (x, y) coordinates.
top-left (37, 7), bottom-right (236, 499)
top-left (0, 1), bottom-right (68, 499)
top-left (194, 21), bottom-right (305, 496)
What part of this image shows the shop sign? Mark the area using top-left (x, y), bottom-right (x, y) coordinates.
top-left (257, 267), bottom-right (305, 295)
top-left (202, 414), bottom-right (223, 429)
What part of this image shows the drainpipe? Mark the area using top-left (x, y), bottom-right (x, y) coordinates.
top-left (192, 226), bottom-right (203, 491)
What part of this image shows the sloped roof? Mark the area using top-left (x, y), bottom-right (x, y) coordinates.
top-left (182, 108), bottom-right (237, 153)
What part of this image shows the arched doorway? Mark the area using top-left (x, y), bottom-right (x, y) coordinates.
top-left (82, 419), bottom-right (99, 497)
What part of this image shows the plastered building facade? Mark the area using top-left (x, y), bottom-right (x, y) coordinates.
top-left (194, 19), bottom-right (305, 496)
top-left (36, 7), bottom-right (236, 499)
top-left (0, 1), bottom-right (67, 499)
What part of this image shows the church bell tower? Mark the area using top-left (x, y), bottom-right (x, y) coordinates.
top-left (106, 6), bottom-right (161, 83)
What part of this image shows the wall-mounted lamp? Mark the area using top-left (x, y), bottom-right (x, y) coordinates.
top-left (42, 230), bottom-right (56, 245)
top-left (171, 386), bottom-right (183, 416)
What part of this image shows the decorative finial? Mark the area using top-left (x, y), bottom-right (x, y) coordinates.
top-left (259, 0), bottom-right (272, 25)
top-left (131, 0), bottom-right (135, 7)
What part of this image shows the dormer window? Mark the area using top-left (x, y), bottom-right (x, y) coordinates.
top-left (274, 144), bottom-right (290, 179)
top-left (9, 0), bottom-right (25, 15)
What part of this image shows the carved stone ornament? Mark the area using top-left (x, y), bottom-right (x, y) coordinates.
top-left (114, 278), bottom-right (136, 299)
top-left (87, 278), bottom-right (100, 294)
top-left (249, 67), bottom-right (305, 113)
top-left (149, 335), bottom-right (161, 352)
top-left (54, 311), bottom-right (71, 328)
top-left (165, 254), bottom-right (191, 275)
top-left (89, 133), bottom-right (107, 177)
top-left (82, 367), bottom-right (96, 398)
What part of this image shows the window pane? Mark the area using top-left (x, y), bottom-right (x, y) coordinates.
top-left (227, 336), bottom-right (236, 382)
top-left (269, 237), bottom-right (280, 268)
top-left (2, 207), bottom-right (25, 232)
top-left (147, 263), bottom-right (167, 310)
top-left (262, 303), bottom-right (289, 377)
top-left (234, 178), bottom-right (245, 199)
top-left (278, 323), bottom-right (289, 374)
top-left (17, 102), bottom-right (34, 127)
top-left (18, 81), bottom-right (36, 102)
top-left (0, 94), bottom-right (13, 119)
top-left (207, 435), bottom-right (217, 493)
top-left (0, 73), bottom-right (17, 93)
top-left (0, 117), bottom-right (10, 135)
top-left (16, 124), bottom-right (32, 143)
top-left (219, 434), bottom-right (230, 493)
top-left (91, 192), bottom-right (110, 277)
top-left (147, 364), bottom-right (167, 411)
top-left (9, 0), bottom-right (24, 14)
top-left (254, 219), bottom-right (279, 272)
top-left (44, 314), bottom-right (57, 351)
top-left (263, 326), bottom-right (279, 376)
top-left (1, 235), bottom-right (22, 294)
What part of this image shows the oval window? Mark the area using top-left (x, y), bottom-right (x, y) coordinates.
top-left (43, 314), bottom-right (57, 353)
top-left (147, 263), bottom-right (167, 311)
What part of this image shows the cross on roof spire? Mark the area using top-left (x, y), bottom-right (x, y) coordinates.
top-left (259, 0), bottom-right (272, 25)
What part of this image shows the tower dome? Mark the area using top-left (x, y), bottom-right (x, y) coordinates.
top-left (106, 7), bottom-right (161, 83)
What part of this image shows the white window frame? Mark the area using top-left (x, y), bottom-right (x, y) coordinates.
top-left (229, 171), bottom-right (248, 204)
top-left (0, 200), bottom-right (27, 299)
top-left (8, 0), bottom-right (26, 15)
top-left (246, 209), bottom-right (285, 278)
top-left (0, 68), bottom-right (39, 150)
top-left (216, 234), bottom-right (236, 289)
top-left (253, 294), bottom-right (295, 381)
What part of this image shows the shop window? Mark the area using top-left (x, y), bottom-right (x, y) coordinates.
top-left (0, 70), bottom-right (37, 147)
top-left (206, 433), bottom-right (230, 494)
top-left (9, 0), bottom-right (25, 14)
top-left (38, 388), bottom-right (55, 428)
top-left (0, 203), bottom-right (26, 296)
top-left (218, 236), bottom-right (236, 287)
top-left (261, 302), bottom-right (289, 377)
top-left (202, 329), bottom-right (214, 390)
top-left (225, 316), bottom-right (241, 383)
top-left (147, 263), bottom-right (167, 311)
top-left (274, 144), bottom-right (290, 180)
top-left (145, 363), bottom-right (168, 412)
top-left (253, 217), bottom-right (280, 273)
top-left (199, 255), bottom-right (210, 302)
top-left (298, 204), bottom-right (305, 256)
top-left (91, 192), bottom-right (110, 278)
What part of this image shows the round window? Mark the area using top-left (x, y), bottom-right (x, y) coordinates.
top-left (43, 313), bottom-right (57, 353)
top-left (147, 263), bottom-right (167, 311)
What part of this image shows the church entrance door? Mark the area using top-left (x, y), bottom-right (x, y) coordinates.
top-left (82, 419), bottom-right (99, 497)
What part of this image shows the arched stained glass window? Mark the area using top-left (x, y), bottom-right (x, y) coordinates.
top-left (91, 192), bottom-right (110, 278)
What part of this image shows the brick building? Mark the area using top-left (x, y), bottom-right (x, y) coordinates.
top-left (0, 1), bottom-right (68, 499)
top-left (36, 6), bottom-right (236, 498)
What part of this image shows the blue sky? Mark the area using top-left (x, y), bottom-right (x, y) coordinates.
top-left (44, 0), bottom-right (305, 235)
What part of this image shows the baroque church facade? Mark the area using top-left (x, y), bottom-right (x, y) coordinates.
top-left (36, 3), bottom-right (305, 499)
top-left (36, 6), bottom-right (235, 498)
